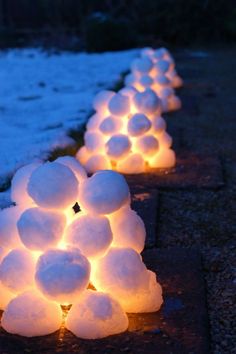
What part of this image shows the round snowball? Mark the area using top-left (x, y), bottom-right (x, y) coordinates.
top-left (140, 47), bottom-right (155, 57)
top-left (108, 93), bottom-right (130, 117)
top-left (0, 282), bottom-right (15, 310)
top-left (124, 73), bottom-right (136, 87)
top-left (152, 116), bottom-right (167, 135)
top-left (1, 290), bottom-right (62, 337)
top-left (134, 135), bottom-right (159, 156)
top-left (66, 214), bottom-right (112, 259)
top-left (85, 155), bottom-right (112, 174)
top-left (99, 116), bottom-right (122, 135)
top-left (86, 113), bottom-right (103, 131)
top-left (139, 75), bottom-right (153, 88)
top-left (28, 162), bottom-right (78, 210)
top-left (55, 156), bottom-right (87, 182)
top-left (84, 131), bottom-right (104, 152)
top-left (133, 89), bottom-right (161, 115)
top-left (155, 59), bottom-right (170, 73)
top-left (35, 248), bottom-right (90, 303)
top-left (158, 131), bottom-right (173, 148)
top-left (93, 90), bottom-right (115, 113)
top-left (11, 162), bottom-right (42, 206)
top-left (167, 95), bottom-right (182, 111)
top-left (116, 153), bottom-right (145, 174)
top-left (66, 290), bottom-right (128, 339)
top-left (131, 57), bottom-right (153, 73)
top-left (0, 248), bottom-right (35, 293)
top-left (91, 247), bottom-right (163, 312)
top-left (79, 170), bottom-right (130, 215)
top-left (127, 113), bottom-right (151, 137)
top-left (76, 146), bottom-right (91, 166)
top-left (106, 134), bottom-right (131, 160)
top-left (17, 207), bottom-right (66, 251)
top-left (109, 207), bottom-right (145, 252)
top-left (149, 148), bottom-right (176, 168)
top-left (0, 206), bottom-right (23, 248)
top-left (154, 74), bottom-right (171, 85)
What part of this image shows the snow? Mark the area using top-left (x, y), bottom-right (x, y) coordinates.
top-left (0, 48), bottom-right (138, 204)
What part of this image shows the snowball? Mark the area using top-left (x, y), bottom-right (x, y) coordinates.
top-left (167, 95), bottom-right (182, 111)
top-left (84, 131), bottom-right (104, 152)
top-left (127, 113), bottom-right (151, 137)
top-left (91, 247), bottom-right (163, 312)
top-left (28, 162), bottom-right (78, 210)
top-left (119, 87), bottom-right (138, 99)
top-left (161, 87), bottom-right (174, 99)
top-left (99, 116), bottom-right (122, 135)
top-left (140, 47), bottom-right (155, 57)
top-left (76, 146), bottom-right (91, 165)
top-left (154, 75), bottom-right (171, 85)
top-left (155, 59), bottom-right (170, 73)
top-left (17, 207), bottom-right (66, 251)
top-left (152, 116), bottom-right (167, 135)
top-left (158, 131), bottom-right (173, 148)
top-left (108, 93), bottom-right (130, 117)
top-left (66, 214), bottom-right (112, 259)
top-left (1, 290), bottom-right (62, 337)
top-left (133, 89), bottom-right (161, 115)
top-left (109, 207), bottom-right (145, 252)
top-left (66, 290), bottom-right (128, 339)
top-left (116, 153), bottom-right (145, 174)
top-left (0, 282), bottom-right (15, 310)
top-left (106, 134), bottom-right (131, 160)
top-left (149, 148), bottom-right (176, 168)
top-left (85, 155), bottom-right (112, 174)
top-left (79, 170), bottom-right (130, 215)
top-left (0, 206), bottom-right (23, 248)
top-left (0, 248), bottom-right (35, 293)
top-left (154, 47), bottom-right (167, 60)
top-left (35, 248), bottom-right (90, 303)
top-left (124, 73), bottom-right (136, 87)
top-left (55, 156), bottom-right (87, 182)
top-left (11, 162), bottom-right (42, 206)
top-left (139, 75), bottom-right (153, 88)
top-left (171, 74), bottom-right (183, 88)
top-left (131, 57), bottom-right (153, 73)
top-left (134, 135), bottom-right (159, 156)
top-left (93, 90), bottom-right (115, 113)
top-left (86, 113), bottom-right (103, 131)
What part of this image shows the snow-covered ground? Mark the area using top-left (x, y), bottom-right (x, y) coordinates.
top-left (0, 48), bottom-right (137, 205)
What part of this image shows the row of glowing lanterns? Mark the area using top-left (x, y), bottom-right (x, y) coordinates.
top-left (0, 47), bottom-right (182, 339)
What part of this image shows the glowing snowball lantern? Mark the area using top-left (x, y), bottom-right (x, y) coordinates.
top-left (124, 47), bottom-right (183, 112)
top-left (76, 87), bottom-right (176, 174)
top-left (0, 161), bottom-right (163, 339)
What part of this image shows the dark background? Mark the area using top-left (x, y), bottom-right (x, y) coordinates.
top-left (0, 0), bottom-right (235, 51)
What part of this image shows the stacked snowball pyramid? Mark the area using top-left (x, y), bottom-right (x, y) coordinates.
top-left (0, 157), bottom-right (163, 339)
top-left (76, 87), bottom-right (176, 174)
top-left (124, 47), bottom-right (183, 112)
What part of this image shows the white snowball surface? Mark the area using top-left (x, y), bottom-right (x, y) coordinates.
top-left (86, 113), bottom-right (103, 131)
top-left (116, 153), bottom-right (145, 174)
top-left (55, 156), bottom-right (87, 182)
top-left (106, 134), bottom-right (131, 160)
top-left (108, 93), bottom-right (130, 117)
top-left (0, 248), bottom-right (35, 293)
top-left (84, 131), bottom-right (104, 152)
top-left (158, 131), bottom-right (173, 148)
top-left (134, 135), bottom-right (159, 156)
top-left (1, 290), bottom-right (62, 337)
top-left (133, 89), bottom-right (161, 115)
top-left (10, 162), bottom-right (42, 206)
top-left (109, 207), bottom-right (145, 252)
top-left (79, 170), bottom-right (130, 215)
top-left (139, 75), bottom-right (153, 88)
top-left (91, 247), bottom-right (162, 312)
top-left (127, 113), bottom-right (151, 137)
top-left (66, 290), bottom-right (128, 339)
top-left (131, 57), bottom-right (153, 73)
top-left (85, 155), bottom-right (112, 174)
top-left (93, 90), bottom-right (115, 113)
top-left (99, 116), bottom-right (122, 135)
top-left (76, 146), bottom-right (91, 165)
top-left (35, 248), bottom-right (90, 303)
top-left (28, 162), bottom-right (78, 210)
top-left (17, 207), bottom-right (66, 251)
top-left (66, 214), bottom-right (112, 259)
top-left (119, 87), bottom-right (138, 99)
top-left (0, 282), bottom-right (15, 310)
top-left (155, 59), bottom-right (170, 73)
top-left (0, 205), bottom-right (23, 248)
top-left (152, 116), bottom-right (167, 135)
top-left (149, 148), bottom-right (176, 168)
